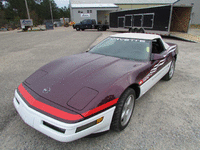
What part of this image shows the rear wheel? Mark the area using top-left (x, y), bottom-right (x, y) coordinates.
top-left (76, 26), bottom-right (80, 31)
top-left (103, 27), bottom-right (107, 31)
top-left (111, 88), bottom-right (135, 131)
top-left (162, 58), bottom-right (175, 81)
top-left (138, 28), bottom-right (145, 33)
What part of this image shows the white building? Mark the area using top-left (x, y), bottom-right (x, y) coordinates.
top-left (70, 0), bottom-right (200, 25)
top-left (70, 4), bottom-right (118, 24)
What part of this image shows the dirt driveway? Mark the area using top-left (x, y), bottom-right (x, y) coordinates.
top-left (0, 27), bottom-right (200, 150)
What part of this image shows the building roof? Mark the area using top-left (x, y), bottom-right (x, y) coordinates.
top-left (71, 3), bottom-right (118, 8)
top-left (71, 0), bottom-right (179, 5)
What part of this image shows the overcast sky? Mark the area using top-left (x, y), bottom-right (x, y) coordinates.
top-left (54, 0), bottom-right (69, 8)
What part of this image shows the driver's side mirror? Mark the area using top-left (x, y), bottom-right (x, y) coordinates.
top-left (151, 53), bottom-right (165, 61)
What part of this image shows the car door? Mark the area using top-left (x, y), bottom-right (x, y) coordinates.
top-left (139, 38), bottom-right (171, 96)
top-left (81, 20), bottom-right (88, 29)
top-left (86, 19), bottom-right (92, 29)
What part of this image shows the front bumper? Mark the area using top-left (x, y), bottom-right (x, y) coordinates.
top-left (13, 90), bottom-right (115, 142)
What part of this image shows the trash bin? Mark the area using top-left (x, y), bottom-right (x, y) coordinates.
top-left (45, 22), bottom-right (54, 30)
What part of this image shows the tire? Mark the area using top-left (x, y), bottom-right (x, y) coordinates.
top-left (76, 27), bottom-right (80, 31)
top-left (162, 58), bottom-right (175, 81)
top-left (131, 28), bottom-right (138, 33)
top-left (103, 28), bottom-right (106, 31)
top-left (138, 28), bottom-right (145, 33)
top-left (81, 29), bottom-right (85, 31)
top-left (111, 88), bottom-right (136, 131)
top-left (98, 27), bottom-right (102, 31)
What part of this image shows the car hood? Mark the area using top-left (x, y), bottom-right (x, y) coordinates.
top-left (24, 53), bottom-right (144, 109)
top-left (75, 23), bottom-right (81, 26)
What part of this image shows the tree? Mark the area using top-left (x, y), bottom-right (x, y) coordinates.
top-left (0, 2), bottom-right (4, 10)
top-left (0, 0), bottom-right (70, 27)
top-left (59, 6), bottom-right (70, 18)
top-left (7, 0), bottom-right (27, 19)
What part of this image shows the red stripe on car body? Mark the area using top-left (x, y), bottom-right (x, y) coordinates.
top-left (18, 83), bottom-right (118, 121)
top-left (82, 98), bottom-right (119, 117)
top-left (18, 83), bottom-right (83, 120)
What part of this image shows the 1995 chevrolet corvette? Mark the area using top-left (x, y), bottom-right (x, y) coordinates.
top-left (13, 33), bottom-right (178, 142)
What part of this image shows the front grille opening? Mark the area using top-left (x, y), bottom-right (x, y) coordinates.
top-left (15, 98), bottom-right (20, 104)
top-left (43, 121), bottom-right (65, 134)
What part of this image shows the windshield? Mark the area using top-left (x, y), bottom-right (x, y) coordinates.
top-left (89, 37), bottom-right (151, 61)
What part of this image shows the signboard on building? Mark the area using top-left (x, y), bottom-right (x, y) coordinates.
top-left (81, 14), bottom-right (90, 17)
top-left (20, 19), bottom-right (33, 29)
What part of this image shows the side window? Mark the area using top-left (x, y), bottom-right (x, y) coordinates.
top-left (87, 20), bottom-right (91, 24)
top-left (152, 38), bottom-right (165, 54)
top-left (82, 20), bottom-right (87, 24)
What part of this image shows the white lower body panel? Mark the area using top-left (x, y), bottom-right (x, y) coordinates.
top-left (13, 90), bottom-right (115, 142)
top-left (139, 62), bottom-right (171, 98)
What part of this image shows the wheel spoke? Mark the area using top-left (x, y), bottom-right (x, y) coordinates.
top-left (123, 113), bottom-right (128, 123)
top-left (120, 95), bottom-right (134, 126)
top-left (169, 61), bottom-right (174, 78)
top-left (127, 97), bottom-right (131, 105)
top-left (121, 110), bottom-right (125, 120)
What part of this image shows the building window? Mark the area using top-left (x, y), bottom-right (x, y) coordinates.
top-left (78, 10), bottom-right (83, 13)
top-left (87, 10), bottom-right (92, 13)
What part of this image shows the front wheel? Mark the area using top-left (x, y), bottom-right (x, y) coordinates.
top-left (97, 27), bottom-right (102, 31)
top-left (111, 88), bottom-right (135, 131)
top-left (76, 27), bottom-right (80, 31)
top-left (162, 58), bottom-right (175, 81)
top-left (131, 28), bottom-right (138, 33)
top-left (138, 28), bottom-right (145, 33)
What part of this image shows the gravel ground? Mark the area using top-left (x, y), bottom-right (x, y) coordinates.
top-left (0, 27), bottom-right (200, 150)
top-left (188, 28), bottom-right (200, 36)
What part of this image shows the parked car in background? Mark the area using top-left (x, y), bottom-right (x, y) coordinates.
top-left (73, 19), bottom-right (109, 31)
top-left (0, 27), bottom-right (8, 31)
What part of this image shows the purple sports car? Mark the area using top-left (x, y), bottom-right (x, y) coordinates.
top-left (13, 33), bottom-right (178, 142)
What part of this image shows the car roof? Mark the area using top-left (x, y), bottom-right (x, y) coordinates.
top-left (110, 33), bottom-right (170, 49)
top-left (110, 33), bottom-right (161, 40)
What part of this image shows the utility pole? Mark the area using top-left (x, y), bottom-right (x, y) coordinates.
top-left (49, 0), bottom-right (53, 24)
top-left (24, 0), bottom-right (30, 19)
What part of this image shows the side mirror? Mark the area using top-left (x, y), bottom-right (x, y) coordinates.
top-left (151, 53), bottom-right (165, 61)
